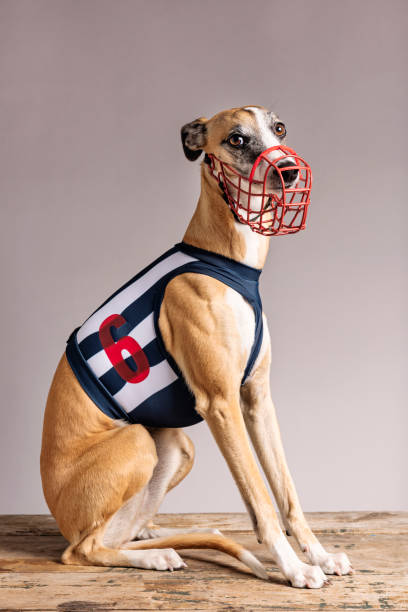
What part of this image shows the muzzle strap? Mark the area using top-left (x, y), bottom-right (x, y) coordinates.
top-left (205, 153), bottom-right (244, 224)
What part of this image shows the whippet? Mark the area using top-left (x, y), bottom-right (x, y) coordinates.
top-left (41, 105), bottom-right (353, 588)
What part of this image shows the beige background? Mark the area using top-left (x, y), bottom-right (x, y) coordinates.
top-left (1, 0), bottom-right (406, 514)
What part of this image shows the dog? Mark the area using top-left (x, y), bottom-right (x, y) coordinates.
top-left (41, 105), bottom-right (353, 588)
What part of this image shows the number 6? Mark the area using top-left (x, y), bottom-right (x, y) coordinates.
top-left (99, 314), bottom-right (150, 384)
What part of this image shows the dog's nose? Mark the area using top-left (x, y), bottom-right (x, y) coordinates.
top-left (275, 160), bottom-right (299, 185)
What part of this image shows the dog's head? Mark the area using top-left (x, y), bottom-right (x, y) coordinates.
top-left (181, 106), bottom-right (312, 236)
top-left (181, 106), bottom-right (299, 192)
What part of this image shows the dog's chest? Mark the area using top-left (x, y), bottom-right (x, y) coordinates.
top-left (224, 286), bottom-right (256, 364)
top-left (68, 243), bottom-right (264, 427)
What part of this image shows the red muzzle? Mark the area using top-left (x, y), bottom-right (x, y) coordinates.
top-left (207, 145), bottom-right (312, 236)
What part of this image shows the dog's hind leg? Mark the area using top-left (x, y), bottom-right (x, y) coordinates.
top-left (240, 317), bottom-right (353, 577)
top-left (61, 425), bottom-right (266, 578)
top-left (63, 531), bottom-right (187, 571)
top-left (56, 424), bottom-right (196, 571)
top-left (41, 353), bottom-right (171, 569)
top-left (55, 422), bottom-right (187, 571)
top-left (132, 427), bottom-right (222, 540)
top-left (107, 426), bottom-right (196, 542)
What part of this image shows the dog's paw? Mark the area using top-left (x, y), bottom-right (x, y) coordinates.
top-left (307, 544), bottom-right (353, 576)
top-left (317, 551), bottom-right (353, 575)
top-left (288, 562), bottom-right (329, 588)
top-left (142, 548), bottom-right (187, 571)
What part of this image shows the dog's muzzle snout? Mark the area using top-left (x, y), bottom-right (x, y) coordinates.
top-left (274, 160), bottom-right (299, 186)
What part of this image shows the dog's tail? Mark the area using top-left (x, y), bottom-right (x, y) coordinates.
top-left (126, 532), bottom-right (269, 580)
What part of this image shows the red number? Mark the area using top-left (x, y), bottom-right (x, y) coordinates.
top-left (99, 314), bottom-right (150, 383)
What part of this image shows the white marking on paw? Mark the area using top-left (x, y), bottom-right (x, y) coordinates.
top-left (308, 543), bottom-right (353, 575)
top-left (289, 562), bottom-right (329, 588)
top-left (122, 548), bottom-right (187, 571)
top-left (271, 532), bottom-right (329, 589)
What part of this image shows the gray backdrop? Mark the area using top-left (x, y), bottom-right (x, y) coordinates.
top-left (1, 0), bottom-right (407, 514)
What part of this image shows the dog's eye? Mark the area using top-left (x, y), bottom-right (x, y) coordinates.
top-left (274, 122), bottom-right (286, 138)
top-left (228, 134), bottom-right (245, 147)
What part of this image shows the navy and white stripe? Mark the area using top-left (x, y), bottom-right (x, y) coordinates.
top-left (76, 250), bottom-right (196, 410)
top-left (66, 242), bottom-right (264, 428)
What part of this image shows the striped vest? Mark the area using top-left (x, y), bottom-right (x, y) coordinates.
top-left (66, 242), bottom-right (263, 428)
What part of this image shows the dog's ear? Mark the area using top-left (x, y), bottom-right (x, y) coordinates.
top-left (181, 117), bottom-right (207, 161)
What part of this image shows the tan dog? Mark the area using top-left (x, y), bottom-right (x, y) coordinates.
top-left (41, 105), bottom-right (353, 588)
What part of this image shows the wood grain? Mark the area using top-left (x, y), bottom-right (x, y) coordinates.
top-left (0, 513), bottom-right (407, 611)
top-left (1, 511), bottom-right (406, 536)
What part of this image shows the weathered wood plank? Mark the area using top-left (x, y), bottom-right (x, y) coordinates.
top-left (0, 511), bottom-right (407, 536)
top-left (0, 514), bottom-right (406, 611)
top-left (156, 511), bottom-right (408, 536)
top-left (0, 570), bottom-right (406, 610)
top-left (0, 533), bottom-right (407, 576)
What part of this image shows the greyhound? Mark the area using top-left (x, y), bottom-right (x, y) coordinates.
top-left (41, 105), bottom-right (352, 588)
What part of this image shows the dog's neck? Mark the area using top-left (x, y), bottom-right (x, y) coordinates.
top-left (183, 164), bottom-right (270, 269)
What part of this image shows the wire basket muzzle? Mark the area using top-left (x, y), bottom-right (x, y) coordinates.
top-left (208, 145), bottom-right (312, 236)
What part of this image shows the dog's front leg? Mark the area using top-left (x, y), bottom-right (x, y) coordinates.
top-left (240, 317), bottom-right (353, 576)
top-left (196, 393), bottom-right (330, 587)
top-left (159, 274), bottom-right (328, 588)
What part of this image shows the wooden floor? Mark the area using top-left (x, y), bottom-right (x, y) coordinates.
top-left (0, 512), bottom-right (407, 611)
